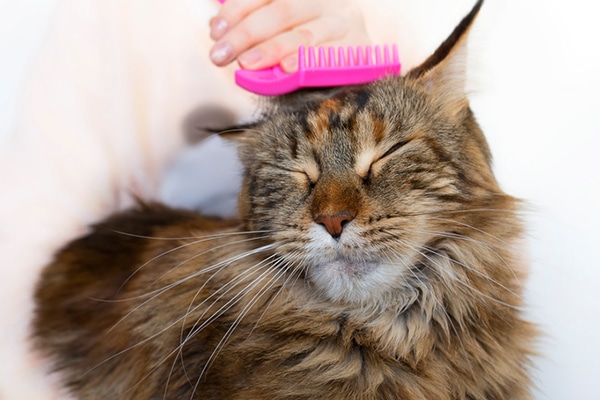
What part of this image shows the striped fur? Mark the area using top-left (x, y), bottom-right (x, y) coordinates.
top-left (33, 1), bottom-right (536, 398)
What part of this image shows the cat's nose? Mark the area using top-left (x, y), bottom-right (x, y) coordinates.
top-left (314, 212), bottom-right (355, 239)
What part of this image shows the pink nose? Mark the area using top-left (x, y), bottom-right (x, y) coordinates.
top-left (314, 212), bottom-right (354, 238)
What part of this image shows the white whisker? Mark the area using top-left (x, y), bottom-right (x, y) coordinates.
top-left (393, 207), bottom-right (524, 218)
top-left (115, 232), bottom-right (274, 295)
top-left (424, 215), bottom-right (509, 245)
top-left (167, 253), bottom-right (281, 397)
top-left (383, 223), bottom-right (522, 293)
top-left (389, 236), bottom-right (520, 311)
top-left (246, 251), bottom-right (304, 339)
top-left (191, 260), bottom-right (293, 398)
top-left (178, 254), bottom-right (280, 346)
top-left (149, 235), bottom-right (274, 287)
top-left (85, 243), bottom-right (278, 382)
top-left (383, 247), bottom-right (467, 353)
top-left (111, 228), bottom-right (276, 241)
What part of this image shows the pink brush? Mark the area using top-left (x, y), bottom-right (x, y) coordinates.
top-left (214, 0), bottom-right (400, 95)
top-left (235, 45), bottom-right (401, 96)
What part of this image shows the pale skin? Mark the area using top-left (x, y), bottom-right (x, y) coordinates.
top-left (209, 0), bottom-right (372, 72)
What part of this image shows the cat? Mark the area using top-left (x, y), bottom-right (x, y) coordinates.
top-left (32, 1), bottom-right (537, 398)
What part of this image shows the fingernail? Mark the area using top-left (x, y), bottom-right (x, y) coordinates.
top-left (281, 56), bottom-right (298, 73)
top-left (238, 49), bottom-right (264, 69)
top-left (210, 17), bottom-right (228, 40)
top-left (210, 42), bottom-right (233, 65)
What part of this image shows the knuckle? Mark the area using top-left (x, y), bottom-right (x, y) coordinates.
top-left (233, 25), bottom-right (254, 47)
top-left (274, 0), bottom-right (294, 22)
top-left (296, 28), bottom-right (315, 45)
top-left (266, 40), bottom-right (285, 58)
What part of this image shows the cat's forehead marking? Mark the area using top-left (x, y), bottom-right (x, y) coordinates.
top-left (306, 98), bottom-right (343, 140)
top-left (318, 98), bottom-right (342, 113)
top-left (368, 113), bottom-right (388, 143)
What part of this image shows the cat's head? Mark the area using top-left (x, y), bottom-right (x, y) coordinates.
top-left (227, 0), bottom-right (518, 306)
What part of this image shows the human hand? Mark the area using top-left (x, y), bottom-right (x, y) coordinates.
top-left (209, 0), bottom-right (372, 73)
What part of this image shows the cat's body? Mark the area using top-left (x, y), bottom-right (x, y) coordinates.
top-left (33, 1), bottom-right (537, 398)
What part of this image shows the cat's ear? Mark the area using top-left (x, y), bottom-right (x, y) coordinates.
top-left (406, 0), bottom-right (483, 111)
top-left (202, 120), bottom-right (261, 143)
top-left (208, 87), bottom-right (343, 142)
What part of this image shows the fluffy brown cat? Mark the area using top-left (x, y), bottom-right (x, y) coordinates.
top-left (33, 1), bottom-right (537, 398)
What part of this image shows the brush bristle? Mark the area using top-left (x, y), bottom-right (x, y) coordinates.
top-left (298, 45), bottom-right (399, 70)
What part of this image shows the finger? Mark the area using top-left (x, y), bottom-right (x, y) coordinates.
top-left (240, 16), bottom-right (345, 71)
top-left (279, 17), bottom-right (371, 73)
top-left (237, 28), bottom-right (313, 70)
top-left (210, 0), bottom-right (270, 41)
top-left (240, 15), bottom-right (367, 72)
top-left (210, 0), bottom-right (320, 66)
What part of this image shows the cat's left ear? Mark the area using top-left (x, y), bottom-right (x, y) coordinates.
top-left (212, 86), bottom-right (343, 142)
top-left (202, 118), bottom-right (267, 147)
top-left (406, 0), bottom-right (483, 112)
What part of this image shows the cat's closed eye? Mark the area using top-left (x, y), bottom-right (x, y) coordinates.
top-left (359, 138), bottom-right (411, 183)
top-left (299, 161), bottom-right (320, 191)
top-left (292, 170), bottom-right (316, 191)
top-left (381, 139), bottom-right (410, 160)
top-left (270, 162), bottom-right (318, 193)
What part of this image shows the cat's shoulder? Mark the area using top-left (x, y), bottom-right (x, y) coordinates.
top-left (37, 202), bottom-right (239, 290)
top-left (81, 202), bottom-right (236, 242)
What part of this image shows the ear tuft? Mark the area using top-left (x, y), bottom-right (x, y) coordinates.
top-left (407, 0), bottom-right (483, 108)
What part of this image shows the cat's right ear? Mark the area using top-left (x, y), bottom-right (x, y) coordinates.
top-left (405, 0), bottom-right (483, 116)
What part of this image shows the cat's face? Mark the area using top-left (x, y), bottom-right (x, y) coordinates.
top-left (233, 0), bottom-right (508, 305)
top-left (237, 80), bottom-right (495, 304)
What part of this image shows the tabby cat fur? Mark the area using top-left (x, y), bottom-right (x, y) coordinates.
top-left (33, 1), bottom-right (537, 398)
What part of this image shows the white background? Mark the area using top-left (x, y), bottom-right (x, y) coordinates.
top-left (1, 0), bottom-right (599, 399)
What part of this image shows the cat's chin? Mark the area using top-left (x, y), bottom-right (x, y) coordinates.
top-left (300, 224), bottom-right (410, 305)
top-left (307, 259), bottom-right (404, 305)
top-left (326, 258), bottom-right (379, 276)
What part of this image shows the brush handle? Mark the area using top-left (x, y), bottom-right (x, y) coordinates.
top-left (235, 45), bottom-right (401, 96)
